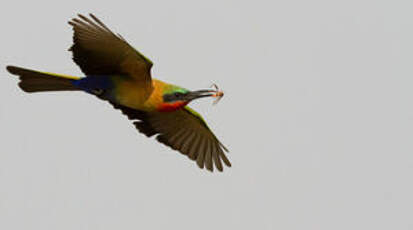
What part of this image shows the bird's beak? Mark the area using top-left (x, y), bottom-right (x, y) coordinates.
top-left (186, 89), bottom-right (216, 101)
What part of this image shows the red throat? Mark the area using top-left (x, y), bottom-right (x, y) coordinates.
top-left (157, 101), bottom-right (188, 112)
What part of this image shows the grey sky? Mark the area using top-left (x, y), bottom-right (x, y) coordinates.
top-left (1, 0), bottom-right (413, 229)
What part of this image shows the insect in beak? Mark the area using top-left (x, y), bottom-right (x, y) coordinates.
top-left (211, 83), bottom-right (224, 105)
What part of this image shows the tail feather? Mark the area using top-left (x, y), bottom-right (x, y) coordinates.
top-left (6, 65), bottom-right (81, 93)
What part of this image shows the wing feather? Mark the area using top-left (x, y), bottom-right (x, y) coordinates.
top-left (181, 132), bottom-right (195, 155)
top-left (196, 139), bottom-right (207, 169)
top-left (68, 14), bottom-right (153, 97)
top-left (205, 140), bottom-right (213, 171)
top-left (110, 102), bottom-right (230, 172)
top-left (212, 143), bottom-right (223, 171)
top-left (174, 130), bottom-right (192, 152)
top-left (166, 128), bottom-right (187, 148)
top-left (188, 133), bottom-right (200, 160)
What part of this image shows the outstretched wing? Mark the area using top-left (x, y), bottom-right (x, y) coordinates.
top-left (68, 14), bottom-right (153, 96)
top-left (111, 103), bottom-right (231, 172)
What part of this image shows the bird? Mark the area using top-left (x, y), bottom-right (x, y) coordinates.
top-left (6, 13), bottom-right (230, 172)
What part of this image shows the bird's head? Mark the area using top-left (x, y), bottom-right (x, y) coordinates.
top-left (158, 85), bottom-right (219, 112)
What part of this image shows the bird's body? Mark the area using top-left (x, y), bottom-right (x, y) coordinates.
top-left (73, 74), bottom-right (182, 112)
top-left (6, 14), bottom-right (230, 172)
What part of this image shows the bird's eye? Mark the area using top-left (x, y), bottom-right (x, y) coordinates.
top-left (174, 92), bottom-right (181, 98)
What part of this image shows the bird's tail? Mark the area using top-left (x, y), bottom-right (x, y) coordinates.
top-left (6, 65), bottom-right (81, 93)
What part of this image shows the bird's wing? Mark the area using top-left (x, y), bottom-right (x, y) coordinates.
top-left (68, 14), bottom-right (153, 96)
top-left (111, 103), bottom-right (231, 172)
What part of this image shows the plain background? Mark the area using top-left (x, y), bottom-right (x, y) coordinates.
top-left (1, 0), bottom-right (413, 229)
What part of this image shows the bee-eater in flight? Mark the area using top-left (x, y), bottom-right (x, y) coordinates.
top-left (6, 14), bottom-right (230, 172)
